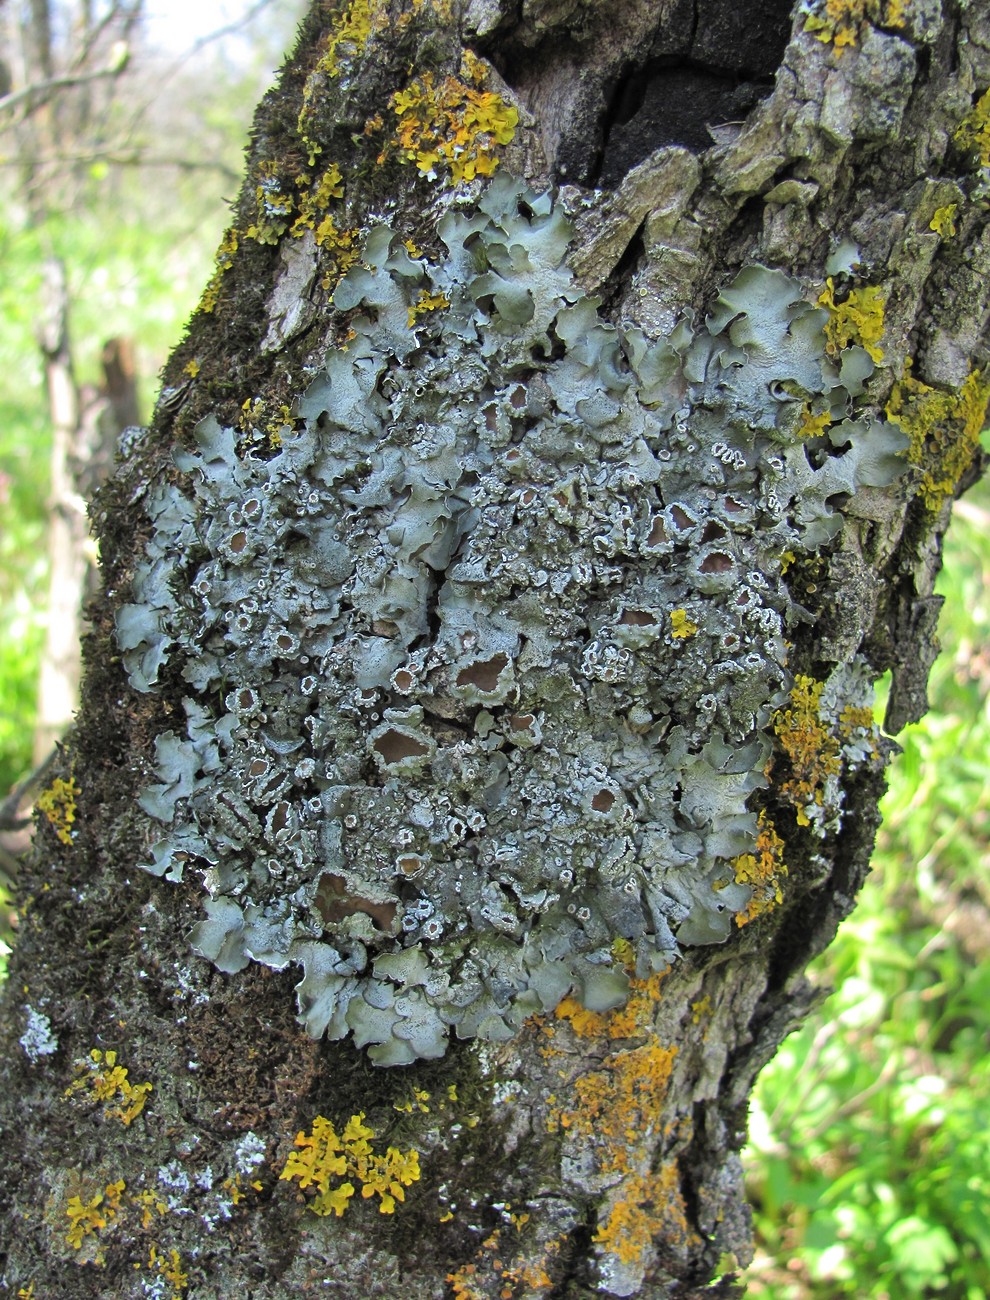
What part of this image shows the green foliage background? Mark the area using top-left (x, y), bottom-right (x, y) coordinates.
top-left (745, 479), bottom-right (990, 1299)
top-left (0, 13), bottom-right (988, 1294)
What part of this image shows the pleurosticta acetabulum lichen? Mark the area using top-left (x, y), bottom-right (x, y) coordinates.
top-left (116, 172), bottom-right (906, 1064)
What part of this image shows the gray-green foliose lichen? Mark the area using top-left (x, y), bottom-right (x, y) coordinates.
top-left (115, 173), bottom-right (906, 1064)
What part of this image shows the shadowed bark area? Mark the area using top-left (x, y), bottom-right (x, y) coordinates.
top-left (2, 1), bottom-right (990, 1297)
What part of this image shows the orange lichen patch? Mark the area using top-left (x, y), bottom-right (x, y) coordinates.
top-left (447, 1227), bottom-right (562, 1298)
top-left (732, 811), bottom-right (787, 926)
top-left (383, 53), bottom-right (518, 184)
top-left (447, 1262), bottom-right (484, 1300)
top-left (223, 1174), bottom-right (263, 1206)
top-left (559, 1044), bottom-right (678, 1172)
top-left (37, 775), bottom-right (78, 846)
top-left (552, 964), bottom-right (669, 1044)
top-left (818, 278), bottom-right (886, 362)
top-left (803, 0), bottom-right (905, 53)
top-left (64, 1049), bottom-right (152, 1126)
top-left (279, 1113), bottom-right (420, 1217)
top-left (593, 1164), bottom-right (690, 1268)
top-left (553, 996), bottom-right (610, 1040)
top-left (886, 362), bottom-right (990, 512)
top-left (838, 703), bottom-right (875, 733)
top-left (770, 675), bottom-right (841, 826)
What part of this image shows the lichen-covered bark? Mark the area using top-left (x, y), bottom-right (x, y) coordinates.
top-left (2, 1), bottom-right (990, 1297)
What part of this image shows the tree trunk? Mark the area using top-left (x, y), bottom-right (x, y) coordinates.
top-left (2, 2), bottom-right (989, 1296)
top-left (34, 264), bottom-right (132, 763)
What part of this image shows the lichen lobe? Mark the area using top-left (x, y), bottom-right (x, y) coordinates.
top-left (117, 172), bottom-right (905, 1063)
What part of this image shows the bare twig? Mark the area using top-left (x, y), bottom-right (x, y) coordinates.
top-left (180, 0), bottom-right (281, 64)
top-left (0, 750), bottom-right (58, 834)
top-left (0, 61), bottom-right (126, 117)
top-left (0, 149), bottom-right (240, 180)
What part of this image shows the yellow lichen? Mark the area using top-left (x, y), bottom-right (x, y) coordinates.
top-left (291, 162), bottom-right (346, 237)
top-left (383, 55), bottom-right (518, 185)
top-left (818, 277), bottom-right (886, 363)
top-left (183, 358), bottom-right (201, 379)
top-left (593, 1165), bottom-right (689, 1268)
top-left (279, 1113), bottom-right (420, 1216)
top-left (295, 0), bottom-right (392, 161)
top-left (795, 401), bottom-right (833, 439)
top-left (36, 776), bottom-right (78, 846)
top-left (447, 1261), bottom-right (484, 1299)
top-left (313, 214), bottom-right (361, 287)
top-left (133, 1187), bottom-right (169, 1229)
top-left (803, 0), bottom-right (905, 53)
top-left (147, 1244), bottom-right (188, 1298)
top-left (318, 0), bottom-right (386, 80)
top-left (553, 964), bottom-right (668, 1045)
top-left (64, 1049), bottom-right (152, 1126)
top-left (246, 160), bottom-right (295, 245)
top-left (886, 362), bottom-right (990, 511)
top-left (560, 1044), bottom-right (678, 1166)
top-left (930, 204), bottom-right (958, 238)
top-left (546, 1014), bottom-right (688, 1277)
top-left (407, 289), bottom-right (451, 328)
top-left (690, 994), bottom-right (712, 1024)
top-left (199, 228), bottom-right (238, 314)
top-left (448, 1227), bottom-right (561, 1299)
top-left (669, 608), bottom-right (698, 639)
top-left (394, 1087), bottom-right (432, 1113)
top-left (954, 88), bottom-right (990, 170)
top-left (65, 1178), bottom-right (125, 1250)
top-left (771, 675), bottom-right (842, 826)
top-left (732, 810), bottom-right (788, 925)
top-left (223, 1174), bottom-right (263, 1206)
top-left (237, 397), bottom-right (294, 456)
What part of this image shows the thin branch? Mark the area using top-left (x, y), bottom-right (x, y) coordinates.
top-left (180, 0), bottom-right (280, 64)
top-left (0, 61), bottom-right (127, 116)
top-left (0, 749), bottom-right (58, 834)
top-left (0, 149), bottom-right (240, 180)
top-left (68, 1), bottom-right (136, 74)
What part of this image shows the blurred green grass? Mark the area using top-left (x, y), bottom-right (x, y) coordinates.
top-left (744, 472), bottom-right (990, 1300)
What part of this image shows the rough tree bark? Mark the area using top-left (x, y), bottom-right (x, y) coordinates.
top-left (2, 1), bottom-right (989, 1297)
